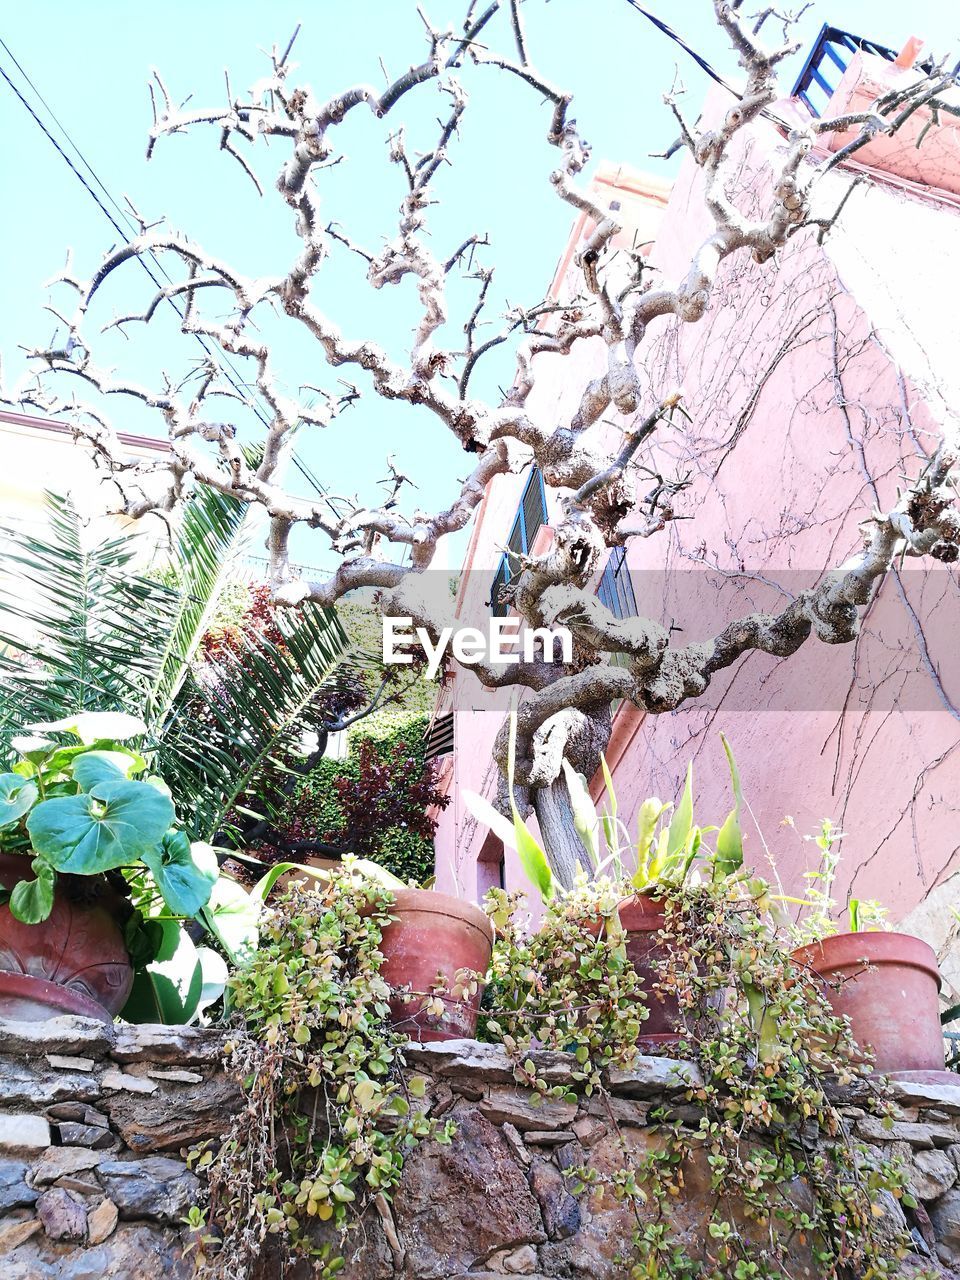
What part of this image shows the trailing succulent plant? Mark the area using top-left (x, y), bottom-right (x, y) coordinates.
top-left (478, 871), bottom-right (929, 1279)
top-left (466, 736), bottom-right (932, 1279)
top-left (187, 864), bottom-right (453, 1279)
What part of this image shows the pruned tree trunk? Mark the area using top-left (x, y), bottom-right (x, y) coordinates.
top-left (532, 778), bottom-right (594, 890)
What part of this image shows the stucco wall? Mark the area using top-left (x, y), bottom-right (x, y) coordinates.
top-left (434, 67), bottom-right (960, 971)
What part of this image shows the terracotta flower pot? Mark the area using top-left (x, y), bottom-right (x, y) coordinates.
top-left (583, 895), bottom-right (681, 1047)
top-left (791, 931), bottom-right (944, 1073)
top-left (613, 895), bottom-right (682, 1048)
top-left (0, 854), bottom-right (134, 1024)
top-left (376, 888), bottom-right (494, 1043)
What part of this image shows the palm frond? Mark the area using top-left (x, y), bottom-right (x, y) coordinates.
top-left (156, 602), bottom-right (349, 841)
top-left (0, 488), bottom-right (349, 843)
top-left (143, 487), bottom-right (258, 727)
top-left (0, 495), bottom-right (179, 750)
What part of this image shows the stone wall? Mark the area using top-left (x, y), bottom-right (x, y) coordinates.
top-left (3, 1019), bottom-right (960, 1278)
top-left (0, 1017), bottom-right (234, 1279)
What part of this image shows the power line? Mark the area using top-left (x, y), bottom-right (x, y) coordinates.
top-left (0, 36), bottom-right (329, 503)
top-left (623, 1), bottom-right (744, 98)
top-left (0, 34), bottom-right (143, 240)
top-left (0, 50), bottom-right (269, 424)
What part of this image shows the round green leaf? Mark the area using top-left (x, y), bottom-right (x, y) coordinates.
top-left (72, 752), bottom-right (132, 791)
top-left (141, 833), bottom-right (219, 917)
top-left (10, 737), bottom-right (55, 762)
top-left (200, 875), bottom-right (260, 966)
top-left (119, 920), bottom-right (203, 1024)
top-left (0, 775), bottom-right (38, 830)
top-left (8, 856), bottom-right (56, 924)
top-left (27, 780), bottom-right (175, 874)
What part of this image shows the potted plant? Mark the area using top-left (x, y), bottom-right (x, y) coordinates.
top-left (787, 822), bottom-right (945, 1074)
top-left (237, 854), bottom-right (495, 1043)
top-left (0, 712), bottom-right (221, 1023)
top-left (374, 885), bottom-right (494, 1042)
top-left (466, 725), bottom-right (748, 1047)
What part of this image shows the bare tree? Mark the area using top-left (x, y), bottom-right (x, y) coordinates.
top-left (5, 1), bottom-right (960, 887)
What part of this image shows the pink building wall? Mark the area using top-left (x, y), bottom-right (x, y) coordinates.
top-left (431, 54), bottom-right (960, 978)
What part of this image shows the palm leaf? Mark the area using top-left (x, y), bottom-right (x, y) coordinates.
top-left (0, 489), bottom-right (349, 849)
top-left (143, 487), bottom-right (258, 726)
top-left (0, 495), bottom-right (179, 746)
top-left (156, 601), bottom-right (349, 841)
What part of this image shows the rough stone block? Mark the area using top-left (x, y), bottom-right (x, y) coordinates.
top-left (911, 1148), bottom-right (958, 1200)
top-left (100, 1069), bottom-right (158, 1095)
top-left (0, 1158), bottom-right (38, 1211)
top-left (529, 1157), bottom-right (581, 1240)
top-left (36, 1186), bottom-right (87, 1242)
top-left (0, 1216), bottom-right (42, 1251)
top-left (97, 1156), bottom-right (198, 1222)
top-left (0, 1061), bottom-right (100, 1107)
top-left (46, 1103), bottom-right (110, 1127)
top-left (405, 1039), bottom-right (576, 1087)
top-left (45, 1055), bottom-right (96, 1073)
top-left (392, 1107), bottom-right (545, 1276)
top-left (144, 1068), bottom-right (204, 1084)
top-left (891, 1081), bottom-right (960, 1114)
top-left (491, 1243), bottom-right (540, 1273)
top-left (54, 1122), bottom-right (116, 1150)
top-left (30, 1146), bottom-right (104, 1186)
top-left (479, 1087), bottom-right (577, 1133)
top-left (86, 1197), bottom-right (119, 1245)
top-left (930, 1187), bottom-right (960, 1249)
top-left (0, 1017), bottom-right (115, 1058)
top-left (856, 1114), bottom-right (958, 1148)
top-left (110, 1024), bottom-right (226, 1066)
top-left (103, 1073), bottom-right (240, 1153)
top-left (606, 1056), bottom-right (703, 1097)
top-left (0, 1112), bottom-right (51, 1152)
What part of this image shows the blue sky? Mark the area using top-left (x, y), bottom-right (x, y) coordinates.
top-left (1, 1), bottom-right (958, 570)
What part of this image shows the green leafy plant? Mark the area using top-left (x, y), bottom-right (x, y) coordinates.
top-left (262, 716), bottom-right (447, 884)
top-left (480, 879), bottom-right (649, 1095)
top-left (480, 871), bottom-right (924, 1279)
top-left (466, 738), bottom-right (925, 1279)
top-left (0, 492), bottom-right (349, 848)
top-left (0, 711), bottom-right (229, 1023)
top-left (188, 863), bottom-right (452, 1278)
top-left (780, 819), bottom-right (889, 946)
top-left (0, 712), bottom-right (215, 925)
top-left (465, 731), bottom-right (747, 903)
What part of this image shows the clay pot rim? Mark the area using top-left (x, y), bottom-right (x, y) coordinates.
top-left (0, 970), bottom-right (113, 1023)
top-left (618, 890), bottom-right (665, 910)
top-left (791, 931), bottom-right (941, 991)
top-left (580, 892), bottom-right (667, 937)
top-left (386, 887), bottom-right (494, 943)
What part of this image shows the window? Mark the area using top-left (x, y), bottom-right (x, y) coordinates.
top-left (597, 545), bottom-right (639, 620)
top-left (476, 832), bottom-right (506, 897)
top-left (597, 547), bottom-right (639, 681)
top-left (491, 468), bottom-right (547, 616)
top-left (424, 711), bottom-right (454, 760)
